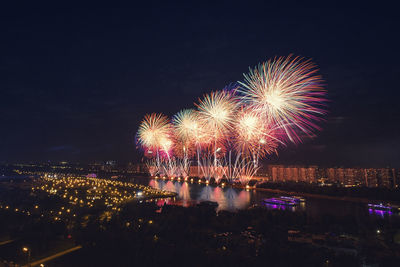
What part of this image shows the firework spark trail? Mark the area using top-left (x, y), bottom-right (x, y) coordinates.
top-left (172, 109), bottom-right (213, 178)
top-left (171, 109), bottom-right (200, 177)
top-left (146, 159), bottom-right (158, 176)
top-left (196, 90), bottom-right (239, 169)
top-left (137, 113), bottom-right (174, 175)
top-left (218, 153), bottom-right (259, 185)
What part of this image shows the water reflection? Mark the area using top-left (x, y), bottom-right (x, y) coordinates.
top-left (368, 208), bottom-right (393, 218)
top-left (147, 179), bottom-right (251, 211)
top-left (263, 203), bottom-right (296, 212)
top-left (143, 178), bottom-right (399, 221)
top-left (236, 190), bottom-right (251, 209)
top-left (262, 201), bottom-right (306, 212)
top-left (213, 187), bottom-right (225, 205)
top-left (200, 186), bottom-right (213, 201)
top-left (165, 181), bottom-right (176, 192)
top-left (179, 182), bottom-right (190, 200)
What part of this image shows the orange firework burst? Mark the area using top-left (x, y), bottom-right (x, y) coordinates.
top-left (196, 90), bottom-right (239, 141)
top-left (172, 109), bottom-right (200, 144)
top-left (137, 113), bottom-right (173, 152)
top-left (233, 107), bottom-right (280, 157)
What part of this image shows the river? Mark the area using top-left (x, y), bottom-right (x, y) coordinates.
top-left (131, 177), bottom-right (400, 224)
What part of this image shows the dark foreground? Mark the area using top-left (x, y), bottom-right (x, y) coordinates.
top-left (1, 177), bottom-right (400, 266)
top-left (50, 203), bottom-right (400, 266)
top-left (2, 205), bottom-right (400, 266)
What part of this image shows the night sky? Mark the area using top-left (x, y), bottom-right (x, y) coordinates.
top-left (1, 3), bottom-right (399, 167)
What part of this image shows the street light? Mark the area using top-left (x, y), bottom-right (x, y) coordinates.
top-left (22, 246), bottom-right (31, 266)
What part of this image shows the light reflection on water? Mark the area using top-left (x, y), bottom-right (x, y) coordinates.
top-left (263, 202), bottom-right (306, 212)
top-left (368, 208), bottom-right (393, 218)
top-left (148, 179), bottom-right (306, 211)
top-left (141, 178), bottom-right (400, 221)
top-left (149, 179), bottom-right (251, 211)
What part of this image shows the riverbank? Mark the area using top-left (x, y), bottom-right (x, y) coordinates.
top-left (250, 186), bottom-right (378, 204)
top-left (251, 181), bottom-right (400, 205)
top-left (234, 183), bottom-right (400, 205)
top-left (144, 176), bottom-right (400, 206)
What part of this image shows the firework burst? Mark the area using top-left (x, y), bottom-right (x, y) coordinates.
top-left (233, 107), bottom-right (282, 158)
top-left (234, 108), bottom-right (263, 154)
top-left (172, 109), bottom-right (200, 144)
top-left (238, 55), bottom-right (327, 143)
top-left (137, 113), bottom-right (172, 152)
top-left (196, 90), bottom-right (239, 140)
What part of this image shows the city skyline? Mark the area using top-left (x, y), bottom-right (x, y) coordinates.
top-left (1, 4), bottom-right (400, 266)
top-left (2, 161), bottom-right (399, 189)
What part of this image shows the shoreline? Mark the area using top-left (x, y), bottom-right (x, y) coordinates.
top-left (236, 185), bottom-right (400, 206)
top-left (247, 186), bottom-right (374, 204)
top-left (144, 176), bottom-right (400, 205)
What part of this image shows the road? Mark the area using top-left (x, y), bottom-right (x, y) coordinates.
top-left (23, 245), bottom-right (82, 267)
top-left (0, 239), bottom-right (14, 246)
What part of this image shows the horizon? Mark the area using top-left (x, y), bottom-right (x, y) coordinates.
top-left (1, 160), bottom-right (398, 170)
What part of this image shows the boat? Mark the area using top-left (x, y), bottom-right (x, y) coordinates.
top-left (262, 197), bottom-right (298, 206)
top-left (280, 196), bottom-right (305, 203)
top-left (367, 203), bottom-right (400, 212)
top-left (292, 196), bottom-right (306, 202)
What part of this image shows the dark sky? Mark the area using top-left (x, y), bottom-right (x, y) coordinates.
top-left (1, 3), bottom-right (399, 167)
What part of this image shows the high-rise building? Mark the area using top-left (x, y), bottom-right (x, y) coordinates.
top-left (265, 165), bottom-right (398, 188)
top-left (377, 168), bottom-right (392, 188)
top-left (364, 169), bottom-right (378, 187)
top-left (307, 166), bottom-right (317, 183)
top-left (336, 168), bottom-right (345, 185)
top-left (392, 168), bottom-right (399, 188)
top-left (299, 167), bottom-right (307, 182)
top-left (326, 168), bottom-right (336, 183)
top-left (344, 168), bottom-right (355, 186)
